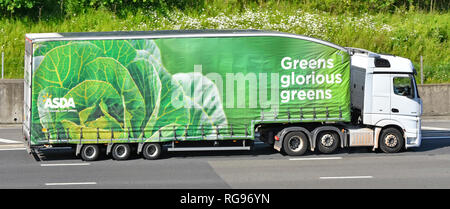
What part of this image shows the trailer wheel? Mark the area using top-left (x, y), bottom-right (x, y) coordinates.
top-left (142, 143), bottom-right (161, 160)
top-left (317, 131), bottom-right (340, 154)
top-left (112, 144), bottom-right (131, 161)
top-left (379, 128), bottom-right (404, 153)
top-left (80, 144), bottom-right (100, 161)
top-left (282, 132), bottom-right (308, 156)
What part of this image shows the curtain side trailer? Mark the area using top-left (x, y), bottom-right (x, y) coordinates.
top-left (23, 30), bottom-right (422, 160)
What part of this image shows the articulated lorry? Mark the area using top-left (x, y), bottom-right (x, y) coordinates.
top-left (23, 30), bottom-right (422, 161)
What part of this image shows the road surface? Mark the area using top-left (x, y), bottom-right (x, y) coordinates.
top-left (0, 119), bottom-right (449, 189)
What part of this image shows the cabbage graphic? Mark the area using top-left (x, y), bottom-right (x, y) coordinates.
top-left (31, 39), bottom-right (228, 143)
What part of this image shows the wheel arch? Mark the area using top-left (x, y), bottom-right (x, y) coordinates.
top-left (375, 119), bottom-right (406, 149)
top-left (375, 119), bottom-right (406, 132)
top-left (378, 125), bottom-right (406, 150)
top-left (275, 126), bottom-right (313, 152)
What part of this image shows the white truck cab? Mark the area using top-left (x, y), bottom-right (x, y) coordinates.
top-left (348, 47), bottom-right (422, 152)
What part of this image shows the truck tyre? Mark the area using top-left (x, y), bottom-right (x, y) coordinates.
top-left (142, 143), bottom-right (161, 160)
top-left (112, 144), bottom-right (131, 161)
top-left (317, 131), bottom-right (340, 154)
top-left (379, 128), bottom-right (404, 153)
top-left (282, 131), bottom-right (308, 156)
top-left (80, 144), bottom-right (100, 161)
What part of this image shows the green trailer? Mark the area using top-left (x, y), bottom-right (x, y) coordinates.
top-left (23, 30), bottom-right (351, 160)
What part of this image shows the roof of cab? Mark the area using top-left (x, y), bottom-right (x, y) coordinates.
top-left (347, 47), bottom-right (414, 74)
top-left (374, 54), bottom-right (414, 74)
top-left (25, 29), bottom-right (348, 52)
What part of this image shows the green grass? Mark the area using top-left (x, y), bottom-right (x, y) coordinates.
top-left (0, 4), bottom-right (448, 83)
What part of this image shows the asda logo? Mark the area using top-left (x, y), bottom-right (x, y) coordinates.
top-left (42, 93), bottom-right (76, 109)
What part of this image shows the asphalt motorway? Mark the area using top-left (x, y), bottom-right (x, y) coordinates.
top-left (0, 119), bottom-right (449, 189)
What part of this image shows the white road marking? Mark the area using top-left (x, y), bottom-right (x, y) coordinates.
top-left (289, 157), bottom-right (343, 161)
top-left (41, 163), bottom-right (91, 167)
top-left (0, 148), bottom-right (26, 151)
top-left (45, 182), bottom-right (97, 186)
top-left (422, 126), bottom-right (450, 131)
top-left (320, 176), bottom-right (373, 180)
top-left (422, 136), bottom-right (450, 140)
top-left (0, 138), bottom-right (21, 144)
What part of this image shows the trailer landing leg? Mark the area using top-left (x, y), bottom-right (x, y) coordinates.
top-left (28, 147), bottom-right (46, 161)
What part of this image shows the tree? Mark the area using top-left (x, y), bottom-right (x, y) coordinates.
top-left (0, 0), bottom-right (35, 15)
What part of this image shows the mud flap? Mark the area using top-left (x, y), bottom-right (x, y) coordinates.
top-left (106, 143), bottom-right (113, 155)
top-left (75, 144), bottom-right (82, 157)
top-left (274, 140), bottom-right (282, 152)
top-left (137, 142), bottom-right (144, 155)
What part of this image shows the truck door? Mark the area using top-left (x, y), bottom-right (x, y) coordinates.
top-left (390, 73), bottom-right (422, 148)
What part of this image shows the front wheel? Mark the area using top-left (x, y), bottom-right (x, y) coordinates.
top-left (282, 132), bottom-right (309, 156)
top-left (379, 128), bottom-right (404, 153)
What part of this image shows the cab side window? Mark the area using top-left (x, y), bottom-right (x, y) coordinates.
top-left (393, 76), bottom-right (414, 99)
